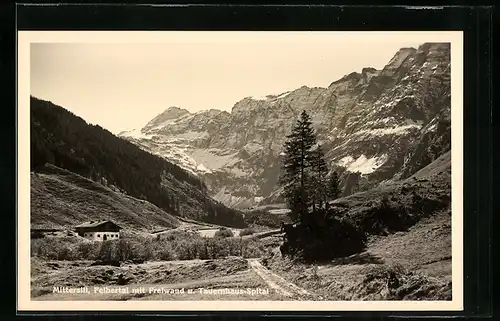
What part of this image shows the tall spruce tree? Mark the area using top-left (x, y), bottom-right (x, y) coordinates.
top-left (279, 110), bottom-right (317, 221)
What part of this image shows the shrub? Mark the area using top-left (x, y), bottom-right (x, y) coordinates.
top-left (150, 238), bottom-right (176, 261)
top-left (31, 229), bottom-right (269, 262)
top-left (31, 236), bottom-right (94, 260)
top-left (214, 227), bottom-right (234, 238)
top-left (241, 238), bottom-right (267, 258)
top-left (280, 209), bottom-right (367, 262)
top-left (239, 227), bottom-right (256, 237)
top-left (356, 195), bottom-right (413, 235)
top-left (75, 241), bottom-right (100, 259)
top-left (243, 209), bottom-right (290, 228)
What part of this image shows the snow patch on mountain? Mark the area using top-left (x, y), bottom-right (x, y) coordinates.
top-left (354, 124), bottom-right (421, 138)
top-left (269, 208), bottom-right (291, 215)
top-left (120, 128), bottom-right (153, 140)
top-left (196, 163), bottom-right (212, 173)
top-left (338, 154), bottom-right (389, 175)
top-left (251, 95), bottom-right (269, 101)
top-left (243, 142), bottom-right (264, 154)
top-left (254, 196), bottom-right (264, 203)
top-left (276, 91), bottom-right (291, 99)
top-left (250, 91), bottom-right (291, 102)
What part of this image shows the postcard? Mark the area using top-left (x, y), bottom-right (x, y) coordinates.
top-left (17, 30), bottom-right (463, 311)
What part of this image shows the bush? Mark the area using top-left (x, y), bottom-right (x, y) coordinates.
top-left (150, 238), bottom-right (176, 261)
top-left (76, 241), bottom-right (100, 259)
top-left (241, 238), bottom-right (267, 258)
top-left (214, 227), bottom-right (234, 238)
top-left (31, 229), bottom-right (268, 262)
top-left (243, 209), bottom-right (290, 228)
top-left (356, 195), bottom-right (413, 235)
top-left (239, 227), bottom-right (256, 237)
top-left (280, 209), bottom-right (367, 262)
top-left (31, 236), bottom-right (98, 260)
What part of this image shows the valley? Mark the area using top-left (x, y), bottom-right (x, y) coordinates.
top-left (30, 150), bottom-right (452, 301)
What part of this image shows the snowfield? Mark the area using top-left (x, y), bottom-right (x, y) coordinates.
top-left (354, 124), bottom-right (421, 138)
top-left (120, 128), bottom-right (153, 140)
top-left (338, 154), bottom-right (389, 174)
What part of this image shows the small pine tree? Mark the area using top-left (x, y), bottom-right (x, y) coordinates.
top-left (327, 171), bottom-right (341, 203)
top-left (308, 143), bottom-right (329, 211)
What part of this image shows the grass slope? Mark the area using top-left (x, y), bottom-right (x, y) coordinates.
top-left (31, 164), bottom-right (180, 232)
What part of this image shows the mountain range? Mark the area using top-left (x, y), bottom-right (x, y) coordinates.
top-left (119, 42), bottom-right (451, 209)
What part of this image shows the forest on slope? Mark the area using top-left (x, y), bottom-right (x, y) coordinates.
top-left (30, 96), bottom-right (246, 228)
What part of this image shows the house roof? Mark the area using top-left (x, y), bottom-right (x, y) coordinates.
top-left (75, 220), bottom-right (122, 229)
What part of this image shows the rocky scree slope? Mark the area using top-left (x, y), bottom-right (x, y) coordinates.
top-left (120, 43), bottom-right (451, 209)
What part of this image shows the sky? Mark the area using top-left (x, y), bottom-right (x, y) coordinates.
top-left (30, 32), bottom-right (439, 135)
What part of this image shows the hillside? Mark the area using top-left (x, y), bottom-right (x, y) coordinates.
top-left (267, 152), bottom-right (452, 300)
top-left (30, 97), bottom-right (246, 228)
top-left (330, 149), bottom-right (451, 236)
top-left (31, 164), bottom-right (180, 232)
top-left (120, 42), bottom-right (451, 209)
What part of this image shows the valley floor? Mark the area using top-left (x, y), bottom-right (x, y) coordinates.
top-left (31, 210), bottom-right (451, 302)
top-left (32, 257), bottom-right (287, 301)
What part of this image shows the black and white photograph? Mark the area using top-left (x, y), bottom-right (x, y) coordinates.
top-left (17, 31), bottom-right (463, 311)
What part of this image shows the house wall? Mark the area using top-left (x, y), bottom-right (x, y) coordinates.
top-left (82, 231), bottom-right (120, 241)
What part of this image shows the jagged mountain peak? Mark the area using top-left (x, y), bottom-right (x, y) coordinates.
top-left (141, 106), bottom-right (192, 132)
top-left (329, 68), bottom-right (379, 87)
top-left (361, 67), bottom-right (378, 74)
top-left (383, 47), bottom-right (417, 71)
top-left (417, 42), bottom-right (449, 52)
top-left (158, 106), bottom-right (191, 118)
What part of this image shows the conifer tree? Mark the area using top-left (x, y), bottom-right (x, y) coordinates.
top-left (309, 143), bottom-right (329, 210)
top-left (327, 171), bottom-right (341, 202)
top-left (279, 110), bottom-right (317, 221)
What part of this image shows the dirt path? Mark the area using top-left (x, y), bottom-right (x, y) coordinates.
top-left (245, 229), bottom-right (282, 239)
top-left (248, 259), bottom-right (321, 300)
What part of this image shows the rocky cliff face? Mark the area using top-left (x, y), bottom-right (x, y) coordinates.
top-left (120, 42), bottom-right (451, 209)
